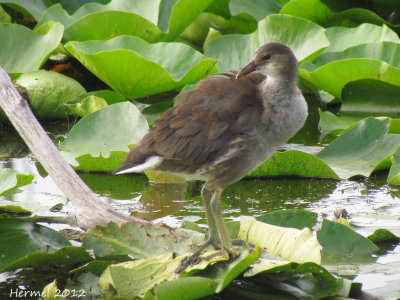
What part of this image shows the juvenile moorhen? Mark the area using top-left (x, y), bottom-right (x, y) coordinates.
top-left (113, 42), bottom-right (308, 258)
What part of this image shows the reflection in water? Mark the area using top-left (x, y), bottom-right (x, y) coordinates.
top-left (133, 182), bottom-right (188, 220)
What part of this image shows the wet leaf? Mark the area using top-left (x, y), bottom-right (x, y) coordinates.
top-left (0, 168), bottom-right (34, 195)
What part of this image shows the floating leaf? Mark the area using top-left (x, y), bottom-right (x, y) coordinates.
top-left (15, 70), bottom-right (86, 119)
top-left (65, 36), bottom-right (217, 98)
top-left (0, 168), bottom-right (34, 195)
top-left (0, 21), bottom-right (63, 74)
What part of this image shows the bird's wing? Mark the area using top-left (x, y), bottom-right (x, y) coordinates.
top-left (118, 74), bottom-right (266, 172)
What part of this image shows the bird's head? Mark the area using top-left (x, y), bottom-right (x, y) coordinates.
top-left (236, 42), bottom-right (298, 82)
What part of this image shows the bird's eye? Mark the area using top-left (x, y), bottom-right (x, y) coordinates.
top-left (263, 54), bottom-right (271, 61)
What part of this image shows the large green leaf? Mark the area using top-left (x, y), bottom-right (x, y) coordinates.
top-left (205, 14), bottom-right (328, 72)
top-left (65, 36), bottom-right (217, 98)
top-left (37, 0), bottom-right (212, 42)
top-left (249, 150), bottom-right (339, 179)
top-left (0, 168), bottom-right (34, 195)
top-left (14, 70), bottom-right (86, 119)
top-left (317, 118), bottom-right (400, 179)
top-left (0, 21), bottom-right (63, 74)
top-left (0, 218), bottom-right (71, 272)
top-left (302, 58), bottom-right (400, 99)
top-left (61, 102), bottom-right (148, 158)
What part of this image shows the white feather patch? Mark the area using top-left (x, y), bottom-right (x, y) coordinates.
top-left (115, 156), bottom-right (164, 174)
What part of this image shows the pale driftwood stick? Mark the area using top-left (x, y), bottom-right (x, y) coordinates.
top-left (0, 65), bottom-right (150, 229)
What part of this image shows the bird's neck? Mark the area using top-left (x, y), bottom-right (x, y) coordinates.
top-left (259, 75), bottom-right (298, 104)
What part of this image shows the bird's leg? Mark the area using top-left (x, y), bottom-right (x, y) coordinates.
top-left (201, 186), bottom-right (221, 248)
top-left (210, 188), bottom-right (235, 257)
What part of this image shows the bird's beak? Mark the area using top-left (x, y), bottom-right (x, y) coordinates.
top-left (235, 60), bottom-right (257, 79)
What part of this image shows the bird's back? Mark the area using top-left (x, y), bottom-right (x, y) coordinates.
top-left (114, 73), bottom-right (267, 182)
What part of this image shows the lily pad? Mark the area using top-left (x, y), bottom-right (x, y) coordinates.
top-left (65, 35), bottom-right (217, 98)
top-left (317, 117), bottom-right (400, 179)
top-left (0, 218), bottom-right (71, 272)
top-left (15, 70), bottom-right (86, 119)
top-left (0, 168), bottom-right (34, 195)
top-left (61, 102), bottom-right (149, 158)
top-left (205, 14), bottom-right (329, 72)
top-left (249, 150), bottom-right (339, 179)
top-left (0, 21), bottom-right (63, 74)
